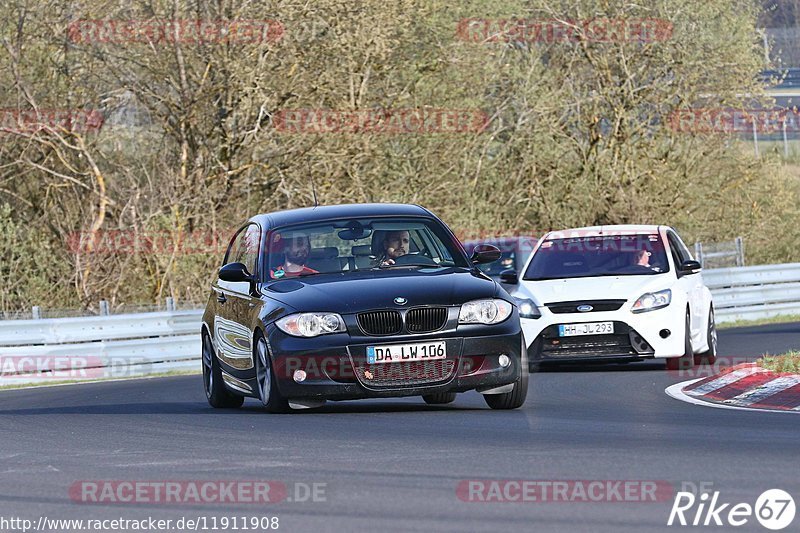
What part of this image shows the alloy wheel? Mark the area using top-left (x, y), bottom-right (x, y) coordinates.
top-left (257, 339), bottom-right (271, 403)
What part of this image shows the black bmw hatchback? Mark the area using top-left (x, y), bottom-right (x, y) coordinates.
top-left (201, 203), bottom-right (528, 412)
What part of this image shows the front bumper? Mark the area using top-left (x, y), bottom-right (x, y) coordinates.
top-left (521, 304), bottom-right (685, 366)
top-left (264, 321), bottom-right (523, 401)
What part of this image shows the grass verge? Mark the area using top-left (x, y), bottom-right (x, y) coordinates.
top-left (717, 314), bottom-right (800, 330)
top-left (757, 352), bottom-right (800, 374)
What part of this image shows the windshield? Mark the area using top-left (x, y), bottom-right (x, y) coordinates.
top-left (265, 217), bottom-right (468, 279)
top-left (523, 234), bottom-right (669, 281)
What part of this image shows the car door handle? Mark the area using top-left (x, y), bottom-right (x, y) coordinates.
top-left (217, 293), bottom-right (227, 304)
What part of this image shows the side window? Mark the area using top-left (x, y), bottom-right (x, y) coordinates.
top-left (674, 233), bottom-right (693, 262)
top-left (224, 224), bottom-right (261, 275)
top-left (418, 228), bottom-right (451, 263)
top-left (224, 227), bottom-right (247, 266)
top-left (667, 232), bottom-right (689, 267)
top-left (407, 230), bottom-right (422, 254)
top-left (241, 225), bottom-right (261, 276)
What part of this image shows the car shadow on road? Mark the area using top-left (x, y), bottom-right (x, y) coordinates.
top-left (0, 399), bottom-right (494, 416)
top-left (236, 400), bottom-right (492, 415)
top-left (533, 361), bottom-right (667, 373)
top-left (0, 402), bottom-right (210, 416)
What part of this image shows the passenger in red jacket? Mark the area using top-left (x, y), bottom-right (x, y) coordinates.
top-left (271, 234), bottom-right (319, 279)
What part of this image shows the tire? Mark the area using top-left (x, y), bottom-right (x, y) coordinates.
top-left (422, 392), bottom-right (457, 405)
top-left (255, 334), bottom-right (289, 413)
top-left (666, 313), bottom-right (695, 371)
top-left (694, 307), bottom-right (718, 366)
top-left (202, 333), bottom-right (244, 408)
top-left (484, 336), bottom-right (529, 410)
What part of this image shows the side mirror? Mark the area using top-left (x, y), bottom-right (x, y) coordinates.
top-left (499, 269), bottom-right (519, 285)
top-left (219, 262), bottom-right (253, 282)
top-left (679, 260), bottom-right (702, 276)
top-left (470, 244), bottom-right (502, 265)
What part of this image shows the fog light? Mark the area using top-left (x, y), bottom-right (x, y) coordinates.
top-left (293, 370), bottom-right (307, 383)
top-left (498, 354), bottom-right (511, 368)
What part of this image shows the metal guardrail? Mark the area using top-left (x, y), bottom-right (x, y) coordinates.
top-left (0, 309), bottom-right (201, 346)
top-left (0, 310), bottom-right (202, 385)
top-left (694, 237), bottom-right (744, 269)
top-left (762, 68), bottom-right (800, 88)
top-left (704, 263), bottom-right (800, 323)
top-left (2, 263), bottom-right (800, 384)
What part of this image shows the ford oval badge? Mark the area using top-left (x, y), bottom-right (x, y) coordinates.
top-left (577, 305), bottom-right (593, 313)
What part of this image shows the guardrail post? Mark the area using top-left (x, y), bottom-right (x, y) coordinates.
top-left (694, 242), bottom-right (704, 268)
top-left (752, 120), bottom-right (760, 158)
top-left (735, 236), bottom-right (745, 267)
top-left (31, 306), bottom-right (41, 320)
top-left (166, 297), bottom-right (175, 312)
top-left (783, 119), bottom-right (789, 159)
top-left (99, 300), bottom-right (110, 316)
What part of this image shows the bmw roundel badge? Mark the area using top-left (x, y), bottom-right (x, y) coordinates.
top-left (394, 297), bottom-right (408, 305)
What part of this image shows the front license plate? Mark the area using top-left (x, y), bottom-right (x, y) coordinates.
top-left (558, 322), bottom-right (614, 337)
top-left (366, 341), bottom-right (447, 364)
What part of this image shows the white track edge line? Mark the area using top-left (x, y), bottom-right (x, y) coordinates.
top-left (0, 370), bottom-right (201, 393)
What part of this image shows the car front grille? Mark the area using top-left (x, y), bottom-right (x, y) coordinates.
top-left (357, 310), bottom-right (402, 335)
top-left (406, 307), bottom-right (448, 333)
top-left (541, 334), bottom-right (637, 357)
top-left (357, 307), bottom-right (448, 335)
top-left (545, 300), bottom-right (626, 314)
top-left (353, 359), bottom-right (456, 387)
top-left (531, 322), bottom-right (654, 359)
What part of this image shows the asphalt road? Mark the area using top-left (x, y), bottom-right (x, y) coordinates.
top-left (1, 322), bottom-right (799, 533)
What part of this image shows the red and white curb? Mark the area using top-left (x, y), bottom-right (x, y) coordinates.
top-left (666, 363), bottom-right (800, 413)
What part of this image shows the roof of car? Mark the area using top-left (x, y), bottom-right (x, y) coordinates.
top-left (248, 203), bottom-right (434, 229)
top-left (542, 224), bottom-right (664, 239)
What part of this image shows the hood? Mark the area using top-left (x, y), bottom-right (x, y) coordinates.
top-left (521, 275), bottom-right (671, 305)
top-left (261, 267), bottom-right (497, 313)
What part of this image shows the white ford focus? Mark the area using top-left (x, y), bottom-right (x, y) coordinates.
top-left (502, 225), bottom-right (717, 371)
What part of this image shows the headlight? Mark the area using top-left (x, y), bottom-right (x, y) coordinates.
top-left (631, 289), bottom-right (672, 313)
top-left (275, 313), bottom-right (346, 337)
top-left (459, 299), bottom-right (513, 324)
top-left (514, 298), bottom-right (541, 319)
